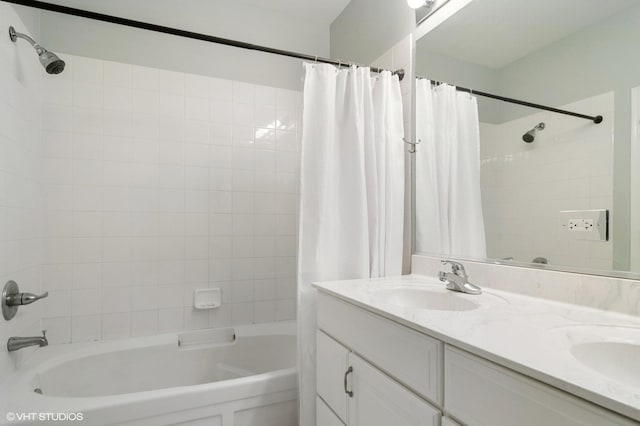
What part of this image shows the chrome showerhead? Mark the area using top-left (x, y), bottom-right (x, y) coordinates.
top-left (38, 50), bottom-right (65, 75)
top-left (9, 26), bottom-right (65, 75)
top-left (522, 122), bottom-right (545, 143)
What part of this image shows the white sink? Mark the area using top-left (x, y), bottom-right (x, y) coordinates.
top-left (571, 341), bottom-right (640, 388)
top-left (369, 287), bottom-right (479, 312)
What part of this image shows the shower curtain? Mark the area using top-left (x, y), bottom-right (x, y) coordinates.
top-left (297, 64), bottom-right (405, 425)
top-left (415, 79), bottom-right (486, 258)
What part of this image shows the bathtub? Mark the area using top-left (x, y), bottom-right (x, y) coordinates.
top-left (0, 322), bottom-right (297, 426)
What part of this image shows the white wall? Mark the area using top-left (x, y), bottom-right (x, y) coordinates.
top-left (0, 4), bottom-right (44, 377)
top-left (34, 0), bottom-right (330, 90)
top-left (39, 53), bottom-right (299, 344)
top-left (480, 92), bottom-right (614, 269)
top-left (330, 0), bottom-right (415, 65)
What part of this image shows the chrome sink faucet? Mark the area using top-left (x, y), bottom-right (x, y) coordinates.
top-left (7, 330), bottom-right (48, 352)
top-left (438, 260), bottom-right (482, 295)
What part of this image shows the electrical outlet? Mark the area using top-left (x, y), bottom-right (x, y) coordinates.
top-left (559, 210), bottom-right (608, 241)
top-left (568, 219), bottom-right (594, 232)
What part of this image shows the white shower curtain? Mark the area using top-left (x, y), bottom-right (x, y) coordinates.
top-left (415, 79), bottom-right (486, 258)
top-left (297, 64), bottom-right (404, 425)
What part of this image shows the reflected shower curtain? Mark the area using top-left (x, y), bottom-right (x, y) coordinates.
top-left (297, 64), bottom-right (404, 425)
top-left (415, 80), bottom-right (486, 258)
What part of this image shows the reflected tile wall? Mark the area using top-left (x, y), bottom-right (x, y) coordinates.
top-left (480, 92), bottom-right (614, 270)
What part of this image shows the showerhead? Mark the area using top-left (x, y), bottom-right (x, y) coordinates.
top-left (522, 122), bottom-right (545, 143)
top-left (522, 131), bottom-right (535, 143)
top-left (9, 26), bottom-right (65, 75)
top-left (38, 50), bottom-right (65, 75)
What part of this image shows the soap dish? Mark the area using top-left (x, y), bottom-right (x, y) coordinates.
top-left (193, 288), bottom-right (221, 309)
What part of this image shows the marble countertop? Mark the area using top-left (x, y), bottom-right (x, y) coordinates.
top-left (313, 274), bottom-right (640, 422)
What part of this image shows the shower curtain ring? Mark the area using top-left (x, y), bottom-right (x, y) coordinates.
top-left (403, 138), bottom-right (421, 154)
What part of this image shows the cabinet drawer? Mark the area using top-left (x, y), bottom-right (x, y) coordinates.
top-left (444, 345), bottom-right (637, 426)
top-left (318, 292), bottom-right (443, 405)
top-left (317, 396), bottom-right (345, 426)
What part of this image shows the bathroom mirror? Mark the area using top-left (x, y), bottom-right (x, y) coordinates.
top-left (413, 0), bottom-right (640, 278)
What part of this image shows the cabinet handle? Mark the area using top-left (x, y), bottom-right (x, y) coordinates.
top-left (344, 366), bottom-right (353, 397)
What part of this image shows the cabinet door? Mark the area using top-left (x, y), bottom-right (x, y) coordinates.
top-left (317, 396), bottom-right (346, 426)
top-left (442, 417), bottom-right (462, 426)
top-left (316, 331), bottom-right (349, 422)
top-left (347, 353), bottom-right (441, 426)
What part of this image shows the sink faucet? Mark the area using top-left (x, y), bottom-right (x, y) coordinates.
top-left (438, 261), bottom-right (482, 295)
top-left (7, 330), bottom-right (48, 352)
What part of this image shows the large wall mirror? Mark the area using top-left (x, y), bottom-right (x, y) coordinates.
top-left (413, 0), bottom-right (640, 278)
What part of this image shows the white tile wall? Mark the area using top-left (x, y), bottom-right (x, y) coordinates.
top-left (40, 55), bottom-right (299, 344)
top-left (480, 92), bottom-right (614, 270)
top-left (0, 5), bottom-right (44, 377)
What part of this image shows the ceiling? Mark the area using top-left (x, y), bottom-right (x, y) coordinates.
top-left (238, 0), bottom-right (352, 25)
top-left (418, 0), bottom-right (639, 69)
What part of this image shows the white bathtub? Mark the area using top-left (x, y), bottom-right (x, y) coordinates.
top-left (0, 322), bottom-right (297, 426)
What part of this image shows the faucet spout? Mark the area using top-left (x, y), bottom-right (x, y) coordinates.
top-left (7, 330), bottom-right (48, 352)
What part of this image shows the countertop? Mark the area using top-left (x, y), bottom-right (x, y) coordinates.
top-left (313, 274), bottom-right (640, 422)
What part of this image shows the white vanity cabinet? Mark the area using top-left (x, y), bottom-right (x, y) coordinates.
top-left (316, 330), bottom-right (441, 426)
top-left (316, 293), bottom-right (442, 426)
top-left (316, 291), bottom-right (638, 426)
top-left (444, 346), bottom-right (636, 426)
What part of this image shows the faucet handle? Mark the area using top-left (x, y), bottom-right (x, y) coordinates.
top-left (42, 330), bottom-right (47, 337)
top-left (7, 291), bottom-right (48, 306)
top-left (441, 260), bottom-right (467, 278)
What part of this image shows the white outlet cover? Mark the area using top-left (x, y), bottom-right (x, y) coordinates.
top-left (559, 210), bottom-right (608, 241)
top-left (568, 219), bottom-right (594, 232)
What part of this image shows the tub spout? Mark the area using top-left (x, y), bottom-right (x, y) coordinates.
top-left (7, 330), bottom-right (48, 352)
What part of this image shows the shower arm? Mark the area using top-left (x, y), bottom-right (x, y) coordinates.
top-left (9, 26), bottom-right (46, 54)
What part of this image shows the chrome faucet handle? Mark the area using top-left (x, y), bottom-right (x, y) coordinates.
top-left (441, 260), bottom-right (467, 278)
top-left (6, 290), bottom-right (48, 306)
top-left (3, 281), bottom-right (50, 321)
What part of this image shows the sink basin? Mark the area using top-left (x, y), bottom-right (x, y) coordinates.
top-left (370, 287), bottom-right (479, 312)
top-left (571, 341), bottom-right (640, 388)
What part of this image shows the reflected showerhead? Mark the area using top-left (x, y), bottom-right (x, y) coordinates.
top-left (522, 122), bottom-right (545, 143)
top-left (9, 26), bottom-right (65, 75)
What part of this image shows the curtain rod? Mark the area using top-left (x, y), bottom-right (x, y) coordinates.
top-left (425, 78), bottom-right (603, 124)
top-left (2, 0), bottom-right (405, 81)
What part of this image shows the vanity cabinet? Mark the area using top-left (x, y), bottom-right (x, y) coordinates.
top-left (444, 346), bottom-right (636, 426)
top-left (316, 292), bottom-right (638, 426)
top-left (316, 329), bottom-right (441, 426)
